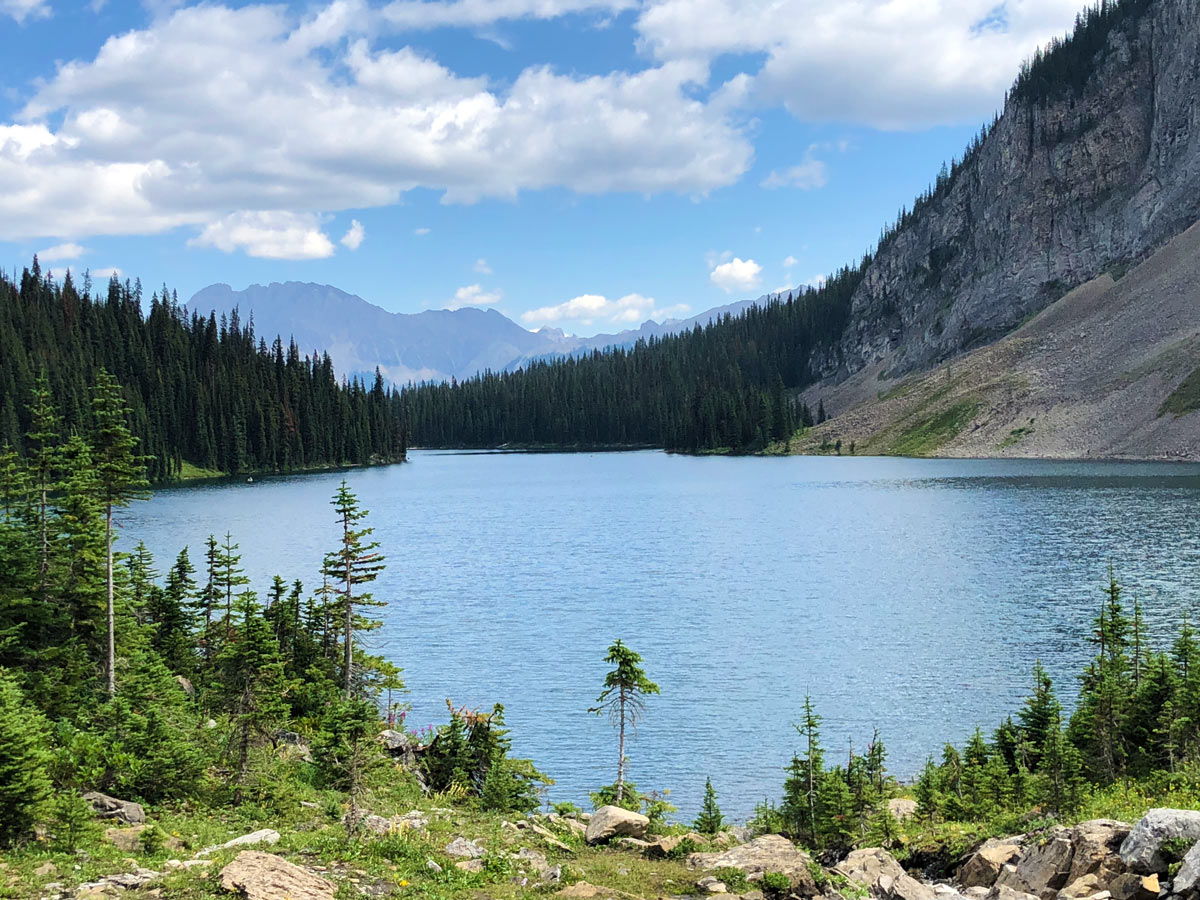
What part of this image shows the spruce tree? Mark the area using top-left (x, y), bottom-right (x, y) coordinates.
top-left (694, 777), bottom-right (723, 835)
top-left (782, 696), bottom-right (824, 846)
top-left (322, 482), bottom-right (386, 697)
top-left (1018, 661), bottom-right (1060, 771)
top-left (216, 592), bottom-right (289, 794)
top-left (589, 639), bottom-right (659, 805)
top-left (214, 532), bottom-right (249, 627)
top-left (0, 671), bottom-right (51, 845)
top-left (90, 369), bottom-right (149, 696)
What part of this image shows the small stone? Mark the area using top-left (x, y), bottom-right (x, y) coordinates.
top-left (34, 862), bottom-right (56, 877)
top-left (426, 859), bottom-right (442, 874)
top-left (455, 859), bottom-right (485, 873)
top-left (445, 837), bottom-right (485, 859)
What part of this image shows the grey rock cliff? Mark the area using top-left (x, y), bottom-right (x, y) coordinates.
top-left (821, 0), bottom-right (1200, 383)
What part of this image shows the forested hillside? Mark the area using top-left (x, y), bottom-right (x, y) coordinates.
top-left (0, 260), bottom-right (407, 481)
top-left (403, 266), bottom-right (860, 451)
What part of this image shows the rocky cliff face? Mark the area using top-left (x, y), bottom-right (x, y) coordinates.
top-left (822, 0), bottom-right (1200, 382)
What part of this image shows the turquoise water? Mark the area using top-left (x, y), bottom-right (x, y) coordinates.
top-left (121, 451), bottom-right (1200, 819)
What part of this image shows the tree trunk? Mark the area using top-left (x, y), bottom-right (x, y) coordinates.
top-left (616, 689), bottom-right (626, 803)
top-left (343, 518), bottom-right (353, 698)
top-left (106, 504), bottom-right (116, 697)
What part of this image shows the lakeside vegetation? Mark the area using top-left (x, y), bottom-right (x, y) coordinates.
top-left (3, 383), bottom-right (1200, 900)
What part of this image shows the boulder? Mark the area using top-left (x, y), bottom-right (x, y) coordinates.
top-left (838, 847), bottom-right (935, 900)
top-left (455, 858), bottom-right (485, 873)
top-left (645, 832), bottom-right (705, 859)
top-left (993, 822), bottom-right (1127, 900)
top-left (987, 885), bottom-right (1041, 900)
top-left (1120, 809), bottom-right (1200, 874)
top-left (616, 837), bottom-right (651, 850)
top-left (1065, 821), bottom-right (1130, 886)
top-left (515, 847), bottom-right (551, 876)
top-left (104, 826), bottom-right (145, 852)
top-left (1176, 841), bottom-right (1200, 896)
top-left (960, 841), bottom-right (1023, 889)
top-left (690, 834), bottom-right (817, 893)
top-left (1107, 873), bottom-right (1158, 900)
top-left (996, 829), bottom-right (1075, 899)
top-left (83, 792), bottom-right (146, 826)
top-left (1059, 875), bottom-right (1104, 899)
top-left (219, 851), bottom-right (335, 900)
top-left (889, 799), bottom-right (919, 821)
top-left (379, 730), bottom-right (413, 752)
top-left (444, 836), bottom-right (485, 858)
top-left (585, 806), bottom-right (649, 845)
top-left (198, 828), bottom-right (280, 857)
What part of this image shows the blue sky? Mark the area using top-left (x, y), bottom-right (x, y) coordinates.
top-left (0, 0), bottom-right (1086, 335)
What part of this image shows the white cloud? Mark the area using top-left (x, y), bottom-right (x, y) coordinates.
top-left (0, 3), bottom-right (750, 247)
top-left (762, 145), bottom-right (828, 190)
top-left (521, 292), bottom-right (689, 328)
top-left (709, 257), bottom-right (761, 294)
top-left (37, 242), bottom-right (88, 261)
top-left (340, 218), bottom-right (365, 250)
top-left (473, 258), bottom-right (492, 274)
top-left (382, 0), bottom-right (635, 29)
top-left (636, 0), bottom-right (1086, 129)
top-left (782, 255), bottom-right (798, 268)
top-left (414, 227), bottom-right (431, 235)
top-left (91, 266), bottom-right (122, 279)
top-left (189, 211), bottom-right (336, 260)
top-left (448, 283), bottom-right (503, 309)
top-left (2, 0), bottom-right (49, 23)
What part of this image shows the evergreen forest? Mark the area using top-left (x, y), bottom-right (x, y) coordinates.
top-left (0, 260), bottom-right (408, 483)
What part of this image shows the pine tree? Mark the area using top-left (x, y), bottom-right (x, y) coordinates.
top-left (913, 756), bottom-right (942, 821)
top-left (1018, 661), bottom-right (1061, 771)
top-left (589, 639), bottom-right (660, 805)
top-left (694, 777), bottom-right (723, 835)
top-left (782, 696), bottom-right (825, 846)
top-left (214, 532), bottom-right (249, 627)
top-left (90, 369), bottom-right (149, 696)
top-left (0, 672), bottom-right (51, 845)
top-left (216, 591), bottom-right (289, 794)
top-left (154, 548), bottom-right (197, 673)
top-left (322, 482), bottom-right (386, 698)
top-left (314, 696), bottom-right (381, 827)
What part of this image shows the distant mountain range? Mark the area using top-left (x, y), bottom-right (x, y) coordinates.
top-left (186, 282), bottom-right (783, 384)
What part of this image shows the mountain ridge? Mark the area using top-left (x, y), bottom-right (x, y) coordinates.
top-left (186, 281), bottom-right (781, 385)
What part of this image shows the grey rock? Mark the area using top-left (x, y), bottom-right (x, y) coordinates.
top-left (219, 851), bottom-right (335, 900)
top-left (838, 847), bottom-right (934, 900)
top-left (692, 834), bottom-right (817, 893)
top-left (1120, 809), bottom-right (1200, 874)
top-left (196, 828), bottom-right (280, 857)
top-left (959, 840), bottom-right (1022, 889)
top-left (82, 792), bottom-right (145, 826)
top-left (804, 0), bottom-right (1200, 400)
top-left (1174, 841), bottom-right (1200, 895)
top-left (445, 837), bottom-right (485, 859)
top-left (584, 806), bottom-right (649, 845)
top-left (425, 859), bottom-right (442, 874)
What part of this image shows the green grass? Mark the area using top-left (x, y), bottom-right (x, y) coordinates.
top-left (1160, 365), bottom-right (1200, 418)
top-left (999, 424), bottom-right (1035, 449)
top-left (177, 461), bottom-right (226, 482)
top-left (887, 400), bottom-right (980, 457)
top-left (0, 755), bottom-right (702, 900)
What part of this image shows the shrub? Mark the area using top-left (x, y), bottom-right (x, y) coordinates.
top-left (713, 867), bottom-right (751, 892)
top-left (761, 871), bottom-right (793, 897)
